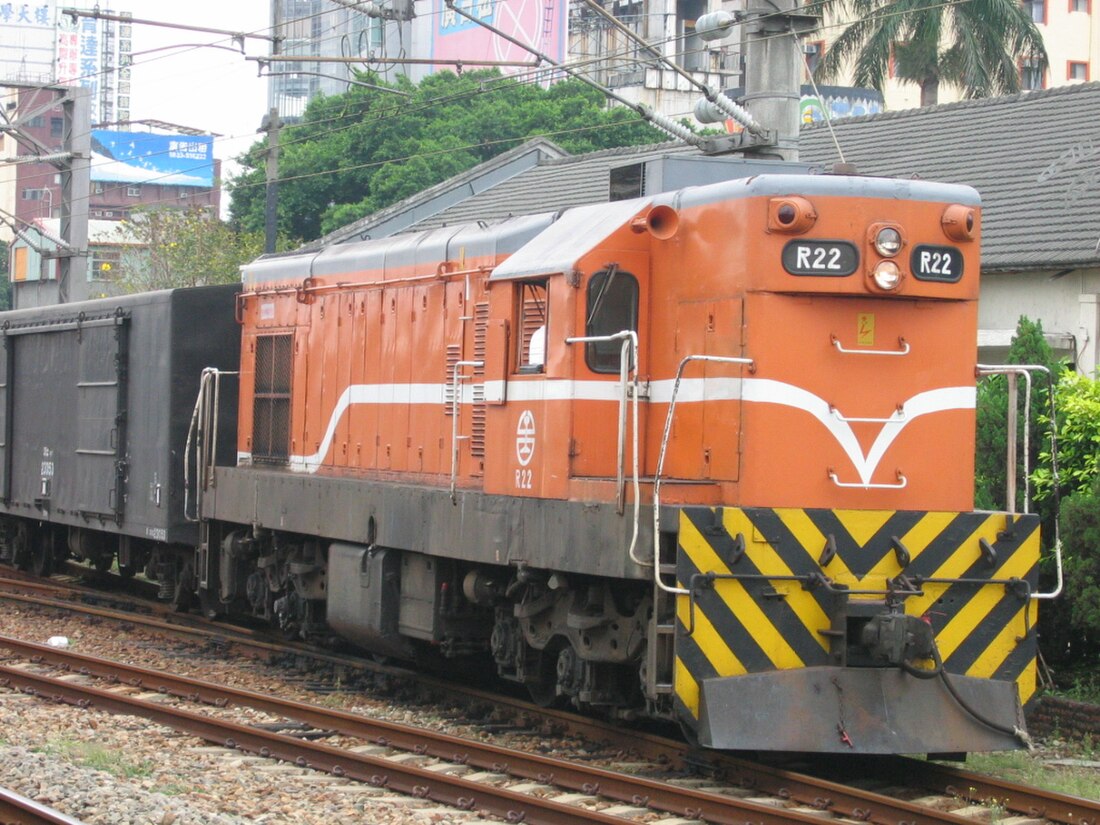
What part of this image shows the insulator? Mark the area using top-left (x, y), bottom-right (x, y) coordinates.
top-left (695, 10), bottom-right (737, 42)
top-left (694, 97), bottom-right (727, 124)
top-left (641, 105), bottom-right (702, 146)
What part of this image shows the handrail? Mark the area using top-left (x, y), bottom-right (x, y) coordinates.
top-left (565, 331), bottom-right (641, 565)
top-left (828, 469), bottom-right (907, 490)
top-left (831, 334), bottom-right (910, 356)
top-left (449, 360), bottom-right (483, 504)
top-left (184, 368), bottom-right (239, 522)
top-left (830, 405), bottom-right (906, 424)
top-left (652, 354), bottom-right (754, 595)
top-left (976, 363), bottom-right (1063, 600)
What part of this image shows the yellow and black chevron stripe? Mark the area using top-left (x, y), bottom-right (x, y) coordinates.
top-left (673, 507), bottom-right (1040, 724)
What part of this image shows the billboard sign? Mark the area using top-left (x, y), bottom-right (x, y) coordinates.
top-left (432, 0), bottom-right (565, 76)
top-left (90, 130), bottom-right (214, 188)
top-left (0, 1), bottom-right (56, 83)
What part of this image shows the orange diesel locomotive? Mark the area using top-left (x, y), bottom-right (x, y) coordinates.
top-left (187, 172), bottom-right (1041, 753)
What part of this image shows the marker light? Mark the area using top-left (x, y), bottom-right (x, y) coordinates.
top-left (874, 226), bottom-right (903, 257)
top-left (767, 197), bottom-right (817, 234)
top-left (942, 204), bottom-right (977, 241)
top-left (872, 260), bottom-right (902, 290)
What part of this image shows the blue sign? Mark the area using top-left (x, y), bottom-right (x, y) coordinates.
top-left (90, 130), bottom-right (214, 188)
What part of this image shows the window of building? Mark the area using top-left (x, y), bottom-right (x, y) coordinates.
top-left (20, 188), bottom-right (42, 200)
top-left (1068, 61), bottom-right (1090, 80)
top-left (1021, 56), bottom-right (1046, 89)
top-left (515, 281), bottom-right (548, 373)
top-left (585, 267), bottom-right (639, 374)
top-left (252, 334), bottom-right (294, 463)
top-left (1069, 0), bottom-right (1089, 12)
top-left (126, 185), bottom-right (141, 197)
top-left (804, 40), bottom-right (825, 76)
top-left (49, 117), bottom-right (63, 137)
top-left (1024, 0), bottom-right (1047, 22)
top-left (26, 115), bottom-right (44, 127)
top-left (90, 249), bottom-right (122, 281)
top-left (92, 181), bottom-right (104, 194)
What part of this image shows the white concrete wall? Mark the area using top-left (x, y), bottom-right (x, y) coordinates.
top-left (979, 266), bottom-right (1100, 374)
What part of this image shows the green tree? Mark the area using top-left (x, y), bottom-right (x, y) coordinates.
top-left (1032, 370), bottom-right (1100, 502)
top-left (117, 207), bottom-right (268, 293)
top-left (229, 71), bottom-right (666, 242)
top-left (813, 0), bottom-right (1049, 106)
top-left (974, 317), bottom-right (1064, 516)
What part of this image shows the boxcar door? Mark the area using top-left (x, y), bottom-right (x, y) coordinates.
top-left (75, 316), bottom-right (130, 520)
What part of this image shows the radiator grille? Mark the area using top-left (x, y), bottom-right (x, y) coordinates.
top-left (253, 334), bottom-right (292, 463)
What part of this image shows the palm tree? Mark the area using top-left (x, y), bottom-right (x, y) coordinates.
top-left (813, 0), bottom-right (1049, 106)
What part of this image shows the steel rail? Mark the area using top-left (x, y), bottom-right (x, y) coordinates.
top-left (4, 574), bottom-right (1095, 825)
top-left (883, 756), bottom-right (1100, 825)
top-left (0, 786), bottom-right (85, 825)
top-left (0, 640), bottom-right (889, 825)
top-left (0, 664), bottom-right (630, 825)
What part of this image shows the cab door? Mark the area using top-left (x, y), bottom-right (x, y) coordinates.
top-left (570, 252), bottom-right (648, 480)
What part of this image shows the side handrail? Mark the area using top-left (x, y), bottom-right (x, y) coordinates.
top-left (450, 360), bottom-right (483, 504)
top-left (976, 363), bottom-right (1062, 600)
top-left (184, 368), bottom-right (239, 522)
top-left (565, 331), bottom-right (641, 565)
top-left (653, 354), bottom-right (754, 595)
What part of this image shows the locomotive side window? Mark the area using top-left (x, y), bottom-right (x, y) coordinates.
top-left (252, 333), bottom-right (293, 463)
top-left (516, 280), bottom-right (548, 373)
top-left (585, 267), bottom-right (638, 373)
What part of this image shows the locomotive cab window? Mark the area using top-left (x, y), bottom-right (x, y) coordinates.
top-left (515, 280), bottom-right (548, 374)
top-left (585, 267), bottom-right (638, 373)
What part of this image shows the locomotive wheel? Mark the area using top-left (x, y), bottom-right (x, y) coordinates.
top-left (10, 523), bottom-right (31, 571)
top-left (526, 641), bottom-right (567, 708)
top-left (117, 563), bottom-right (137, 579)
top-left (93, 553), bottom-right (114, 574)
top-left (171, 560), bottom-right (196, 613)
top-left (31, 530), bottom-right (57, 577)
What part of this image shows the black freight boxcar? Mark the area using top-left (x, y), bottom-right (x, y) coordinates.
top-left (0, 285), bottom-right (239, 590)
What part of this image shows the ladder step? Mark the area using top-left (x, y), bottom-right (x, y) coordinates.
top-left (658, 564), bottom-right (677, 575)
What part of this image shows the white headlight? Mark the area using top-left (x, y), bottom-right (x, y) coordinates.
top-left (872, 260), bottom-right (902, 290)
top-left (875, 227), bottom-right (902, 257)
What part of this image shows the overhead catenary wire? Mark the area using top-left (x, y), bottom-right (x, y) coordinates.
top-left (3, 0), bottom-right (980, 225)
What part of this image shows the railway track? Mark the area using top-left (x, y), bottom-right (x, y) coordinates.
top-left (2, 572), bottom-right (1098, 825)
top-left (0, 785), bottom-right (84, 825)
top-left (2, 635), bottom-right (1099, 825)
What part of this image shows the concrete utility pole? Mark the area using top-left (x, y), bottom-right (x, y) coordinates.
top-left (741, 0), bottom-right (816, 160)
top-left (262, 107), bottom-right (281, 255)
top-left (0, 84), bottom-right (91, 308)
top-left (694, 0), bottom-right (818, 159)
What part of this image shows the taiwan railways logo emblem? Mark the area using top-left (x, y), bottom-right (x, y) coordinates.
top-left (516, 410), bottom-right (536, 466)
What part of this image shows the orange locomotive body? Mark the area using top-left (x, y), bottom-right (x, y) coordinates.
top-left (199, 172), bottom-right (1041, 753)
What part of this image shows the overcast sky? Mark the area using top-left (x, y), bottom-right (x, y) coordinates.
top-left (121, 0), bottom-right (274, 188)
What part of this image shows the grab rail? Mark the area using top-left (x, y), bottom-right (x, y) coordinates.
top-left (449, 360), bottom-right (483, 504)
top-left (976, 363), bottom-right (1062, 600)
top-left (652, 354), bottom-right (754, 595)
top-left (831, 334), bottom-right (910, 356)
top-left (184, 367), bottom-right (238, 522)
top-left (565, 331), bottom-right (641, 565)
